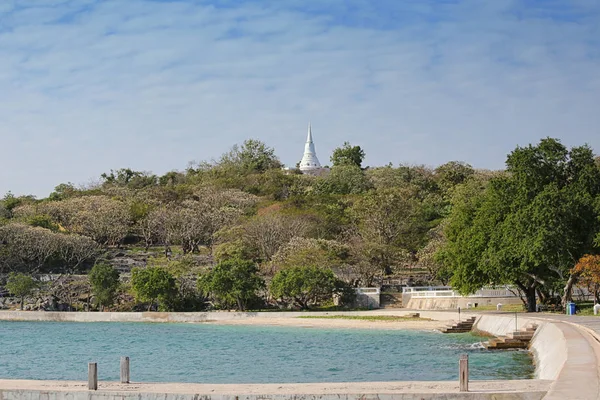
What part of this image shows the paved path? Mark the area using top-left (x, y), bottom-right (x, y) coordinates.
top-left (475, 312), bottom-right (600, 400)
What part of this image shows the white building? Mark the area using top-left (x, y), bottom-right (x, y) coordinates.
top-left (299, 123), bottom-right (328, 175)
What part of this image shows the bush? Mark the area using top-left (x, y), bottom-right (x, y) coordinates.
top-left (89, 263), bottom-right (120, 310)
top-left (197, 258), bottom-right (264, 311)
top-left (131, 267), bottom-right (177, 311)
top-left (270, 266), bottom-right (339, 310)
top-left (5, 273), bottom-right (37, 310)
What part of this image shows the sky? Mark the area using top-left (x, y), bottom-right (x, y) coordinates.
top-left (1, 0), bottom-right (599, 197)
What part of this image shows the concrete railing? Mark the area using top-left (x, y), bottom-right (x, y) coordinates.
top-left (404, 286), bottom-right (518, 299)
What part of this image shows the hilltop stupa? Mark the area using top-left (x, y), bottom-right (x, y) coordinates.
top-left (299, 123), bottom-right (323, 173)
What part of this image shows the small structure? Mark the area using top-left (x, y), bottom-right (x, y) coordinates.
top-left (354, 287), bottom-right (381, 309)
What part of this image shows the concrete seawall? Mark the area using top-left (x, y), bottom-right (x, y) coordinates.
top-left (473, 315), bottom-right (567, 380)
top-left (0, 309), bottom-right (468, 323)
top-left (473, 313), bottom-right (600, 399)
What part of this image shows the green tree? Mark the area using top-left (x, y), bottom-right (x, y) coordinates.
top-left (269, 266), bottom-right (338, 309)
top-left (131, 267), bottom-right (177, 311)
top-left (331, 142), bottom-right (366, 168)
top-left (440, 138), bottom-right (600, 311)
top-left (48, 183), bottom-right (78, 201)
top-left (314, 165), bottom-right (373, 195)
top-left (101, 169), bottom-right (157, 189)
top-left (218, 139), bottom-right (282, 173)
top-left (351, 187), bottom-right (428, 274)
top-left (197, 258), bottom-right (264, 311)
top-left (89, 263), bottom-right (120, 310)
top-left (5, 273), bottom-right (37, 310)
top-left (434, 161), bottom-right (474, 197)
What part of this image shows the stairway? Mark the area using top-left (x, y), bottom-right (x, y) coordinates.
top-left (440, 316), bottom-right (477, 333)
top-left (485, 323), bottom-right (538, 350)
top-left (380, 293), bottom-right (403, 309)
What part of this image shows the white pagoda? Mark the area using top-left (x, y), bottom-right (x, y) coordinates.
top-left (299, 123), bottom-right (323, 174)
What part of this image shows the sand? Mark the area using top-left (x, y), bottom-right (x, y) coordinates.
top-left (205, 316), bottom-right (447, 331)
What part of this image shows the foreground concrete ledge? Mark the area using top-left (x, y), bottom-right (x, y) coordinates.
top-left (0, 379), bottom-right (552, 400)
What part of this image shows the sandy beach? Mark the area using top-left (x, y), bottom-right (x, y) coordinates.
top-left (206, 316), bottom-right (448, 330)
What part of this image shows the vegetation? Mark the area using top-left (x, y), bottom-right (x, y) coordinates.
top-left (297, 315), bottom-right (431, 321)
top-left (1, 137), bottom-right (599, 313)
top-left (5, 272), bottom-right (37, 310)
top-left (439, 139), bottom-right (600, 311)
top-left (131, 267), bottom-right (177, 311)
top-left (197, 258), bottom-right (264, 311)
top-left (88, 263), bottom-right (120, 310)
top-left (572, 255), bottom-right (600, 304)
top-left (270, 266), bottom-right (341, 309)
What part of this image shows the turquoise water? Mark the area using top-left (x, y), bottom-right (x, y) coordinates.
top-left (0, 322), bottom-right (533, 383)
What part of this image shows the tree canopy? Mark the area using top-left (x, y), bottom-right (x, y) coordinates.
top-left (197, 258), bottom-right (264, 311)
top-left (330, 142), bottom-right (366, 168)
top-left (440, 138), bottom-right (600, 311)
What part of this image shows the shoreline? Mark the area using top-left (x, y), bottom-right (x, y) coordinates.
top-left (1, 311), bottom-right (598, 398)
top-left (206, 316), bottom-right (447, 330)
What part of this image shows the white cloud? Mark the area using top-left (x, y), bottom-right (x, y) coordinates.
top-left (0, 0), bottom-right (599, 196)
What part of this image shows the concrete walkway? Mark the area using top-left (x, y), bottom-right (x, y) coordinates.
top-left (0, 379), bottom-right (552, 400)
top-left (474, 312), bottom-right (600, 400)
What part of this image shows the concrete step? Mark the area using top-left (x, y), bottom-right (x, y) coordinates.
top-left (506, 331), bottom-right (534, 341)
top-left (440, 328), bottom-right (473, 333)
top-left (441, 318), bottom-right (476, 334)
top-left (486, 340), bottom-right (528, 349)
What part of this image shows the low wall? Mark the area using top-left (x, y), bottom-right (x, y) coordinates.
top-left (406, 296), bottom-right (522, 310)
top-left (0, 310), bottom-right (466, 323)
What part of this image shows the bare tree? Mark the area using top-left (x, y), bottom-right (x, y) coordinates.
top-left (243, 213), bottom-right (312, 262)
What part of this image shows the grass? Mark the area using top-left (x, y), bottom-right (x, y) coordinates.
top-left (296, 315), bottom-right (432, 322)
top-left (472, 304), bottom-right (526, 312)
top-left (573, 301), bottom-right (598, 316)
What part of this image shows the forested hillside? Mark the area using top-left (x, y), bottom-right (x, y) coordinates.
top-left (1, 138), bottom-right (598, 312)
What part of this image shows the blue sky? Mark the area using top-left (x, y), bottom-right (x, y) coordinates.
top-left (1, 0), bottom-right (599, 197)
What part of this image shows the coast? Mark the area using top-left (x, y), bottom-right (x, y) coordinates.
top-left (1, 310), bottom-right (599, 399)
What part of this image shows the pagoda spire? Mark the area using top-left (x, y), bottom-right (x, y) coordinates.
top-left (299, 122), bottom-right (322, 173)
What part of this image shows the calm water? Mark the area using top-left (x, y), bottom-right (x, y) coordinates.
top-left (0, 321), bottom-right (533, 383)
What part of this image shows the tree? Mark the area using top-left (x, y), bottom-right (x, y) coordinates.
top-left (101, 168), bottom-right (158, 189)
top-left (131, 267), bottom-right (177, 311)
top-left (434, 161), bottom-right (474, 198)
top-left (243, 212), bottom-right (313, 261)
top-left (571, 255), bottom-right (600, 303)
top-left (42, 196), bottom-right (131, 247)
top-left (89, 263), bottom-right (120, 310)
top-left (350, 187), bottom-right (428, 274)
top-left (5, 272), bottom-right (36, 310)
top-left (197, 258), bottom-right (264, 311)
top-left (416, 224), bottom-right (450, 284)
top-left (440, 138), bottom-right (600, 311)
top-left (218, 139), bottom-right (282, 173)
top-left (267, 237), bottom-right (349, 276)
top-left (0, 223), bottom-right (60, 274)
top-left (331, 142), bottom-right (366, 168)
top-left (314, 165), bottom-right (372, 195)
top-left (270, 266), bottom-right (339, 309)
